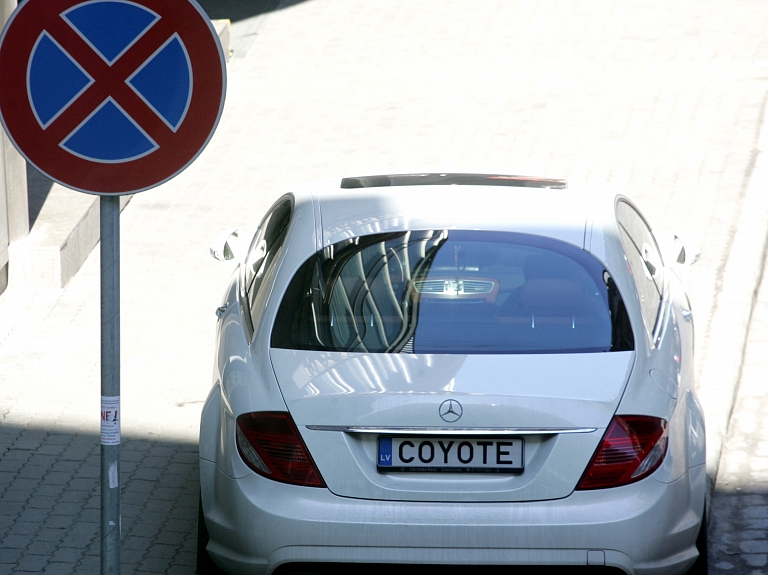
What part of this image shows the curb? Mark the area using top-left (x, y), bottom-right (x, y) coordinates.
top-left (697, 97), bottom-right (768, 491)
top-left (8, 191), bottom-right (130, 288)
top-left (211, 19), bottom-right (231, 62)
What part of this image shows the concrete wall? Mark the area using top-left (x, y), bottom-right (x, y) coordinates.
top-left (0, 0), bottom-right (29, 296)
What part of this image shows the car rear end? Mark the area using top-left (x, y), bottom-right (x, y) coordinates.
top-left (200, 183), bottom-right (704, 575)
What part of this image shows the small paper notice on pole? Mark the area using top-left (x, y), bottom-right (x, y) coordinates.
top-left (109, 461), bottom-right (119, 488)
top-left (101, 396), bottom-right (120, 445)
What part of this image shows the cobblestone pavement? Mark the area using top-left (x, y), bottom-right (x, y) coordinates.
top-left (0, 430), bottom-right (197, 575)
top-left (3, 0), bottom-right (768, 573)
top-left (710, 248), bottom-right (768, 575)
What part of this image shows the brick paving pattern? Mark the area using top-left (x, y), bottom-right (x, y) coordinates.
top-left (710, 247), bottom-right (768, 575)
top-left (0, 428), bottom-right (197, 575)
top-left (2, 0), bottom-right (768, 573)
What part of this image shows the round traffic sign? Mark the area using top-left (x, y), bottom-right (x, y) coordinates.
top-left (0, 0), bottom-right (226, 195)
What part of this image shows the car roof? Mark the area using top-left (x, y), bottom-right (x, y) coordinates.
top-left (287, 174), bottom-right (620, 252)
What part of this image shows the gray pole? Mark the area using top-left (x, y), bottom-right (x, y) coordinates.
top-left (100, 195), bottom-right (121, 575)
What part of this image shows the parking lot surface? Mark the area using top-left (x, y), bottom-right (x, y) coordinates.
top-left (3, 0), bottom-right (768, 573)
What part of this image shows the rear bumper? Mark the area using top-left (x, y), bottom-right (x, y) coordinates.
top-left (200, 459), bottom-right (705, 575)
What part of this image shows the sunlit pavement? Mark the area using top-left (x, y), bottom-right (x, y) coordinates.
top-left (3, 0), bottom-right (768, 573)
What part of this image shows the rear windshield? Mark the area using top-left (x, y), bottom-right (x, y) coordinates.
top-left (271, 230), bottom-right (634, 354)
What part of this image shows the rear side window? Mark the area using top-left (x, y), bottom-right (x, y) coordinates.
top-left (616, 201), bottom-right (664, 338)
top-left (271, 230), bottom-right (634, 354)
top-left (243, 198), bottom-right (292, 329)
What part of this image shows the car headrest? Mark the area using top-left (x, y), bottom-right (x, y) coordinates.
top-left (515, 278), bottom-right (590, 316)
top-left (522, 253), bottom-right (584, 281)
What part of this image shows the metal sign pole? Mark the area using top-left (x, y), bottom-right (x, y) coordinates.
top-left (100, 196), bottom-right (121, 575)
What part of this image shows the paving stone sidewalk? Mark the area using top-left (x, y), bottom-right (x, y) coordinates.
top-left (710, 247), bottom-right (768, 575)
top-left (0, 428), bottom-right (198, 575)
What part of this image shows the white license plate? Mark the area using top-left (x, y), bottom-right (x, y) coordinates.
top-left (377, 436), bottom-right (524, 473)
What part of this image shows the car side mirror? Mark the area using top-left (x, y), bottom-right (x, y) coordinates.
top-left (210, 228), bottom-right (243, 262)
top-left (659, 233), bottom-right (700, 267)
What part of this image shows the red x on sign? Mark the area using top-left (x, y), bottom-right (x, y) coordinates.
top-left (0, 0), bottom-right (226, 194)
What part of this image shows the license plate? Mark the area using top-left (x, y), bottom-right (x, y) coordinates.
top-left (377, 436), bottom-right (524, 473)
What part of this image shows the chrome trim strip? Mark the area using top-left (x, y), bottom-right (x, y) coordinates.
top-left (304, 426), bottom-right (597, 436)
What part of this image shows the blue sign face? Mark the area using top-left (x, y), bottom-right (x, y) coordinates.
top-left (27, 0), bottom-right (193, 164)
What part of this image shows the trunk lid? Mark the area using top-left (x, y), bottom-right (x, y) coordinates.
top-left (269, 349), bottom-right (634, 501)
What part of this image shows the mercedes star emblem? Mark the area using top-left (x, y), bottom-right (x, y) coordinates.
top-left (439, 399), bottom-right (463, 422)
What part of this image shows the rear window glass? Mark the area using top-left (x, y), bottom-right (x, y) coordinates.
top-left (271, 230), bottom-right (634, 354)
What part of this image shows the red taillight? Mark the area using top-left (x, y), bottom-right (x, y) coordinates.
top-left (577, 415), bottom-right (668, 490)
top-left (236, 412), bottom-right (325, 488)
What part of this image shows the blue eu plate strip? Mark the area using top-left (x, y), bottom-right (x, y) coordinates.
top-left (378, 437), bottom-right (392, 466)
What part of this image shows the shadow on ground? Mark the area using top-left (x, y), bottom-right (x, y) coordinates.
top-left (0, 424), bottom-right (199, 575)
top-left (709, 481), bottom-right (768, 574)
top-left (196, 0), bottom-right (308, 23)
top-left (26, 164), bottom-right (54, 229)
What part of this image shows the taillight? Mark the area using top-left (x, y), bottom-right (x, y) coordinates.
top-left (577, 415), bottom-right (668, 490)
top-left (236, 412), bottom-right (325, 487)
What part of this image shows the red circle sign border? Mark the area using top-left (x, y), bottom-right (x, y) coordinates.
top-left (0, 0), bottom-right (226, 195)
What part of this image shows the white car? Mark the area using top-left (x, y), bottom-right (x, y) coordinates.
top-left (198, 174), bottom-right (707, 575)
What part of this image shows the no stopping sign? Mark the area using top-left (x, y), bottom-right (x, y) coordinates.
top-left (0, 0), bottom-right (226, 195)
